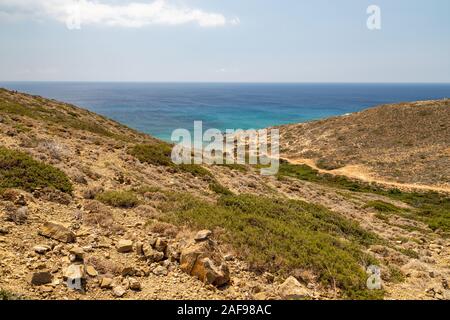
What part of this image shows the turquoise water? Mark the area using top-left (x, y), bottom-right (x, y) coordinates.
top-left (1, 82), bottom-right (449, 141)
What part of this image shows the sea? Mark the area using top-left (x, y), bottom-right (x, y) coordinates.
top-left (1, 82), bottom-right (449, 142)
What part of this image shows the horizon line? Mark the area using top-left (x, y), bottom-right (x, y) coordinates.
top-left (1, 81), bottom-right (450, 85)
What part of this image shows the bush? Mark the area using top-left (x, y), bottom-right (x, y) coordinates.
top-left (159, 193), bottom-right (381, 298)
top-left (95, 190), bottom-right (139, 208)
top-left (364, 201), bottom-right (402, 213)
top-left (129, 143), bottom-right (173, 167)
top-left (0, 147), bottom-right (72, 193)
top-left (209, 182), bottom-right (233, 196)
top-left (128, 143), bottom-right (213, 179)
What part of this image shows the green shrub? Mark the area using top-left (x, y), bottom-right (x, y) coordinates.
top-left (134, 185), bottom-right (161, 195)
top-left (129, 143), bottom-right (174, 167)
top-left (96, 190), bottom-right (139, 208)
top-left (0, 288), bottom-right (22, 300)
top-left (0, 147), bottom-right (72, 193)
top-left (209, 182), bottom-right (233, 196)
top-left (159, 193), bottom-right (381, 298)
top-left (364, 201), bottom-right (402, 213)
top-left (129, 143), bottom-right (213, 180)
top-left (0, 96), bottom-right (128, 141)
top-left (216, 164), bottom-right (249, 173)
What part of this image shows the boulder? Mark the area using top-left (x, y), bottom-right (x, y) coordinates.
top-left (30, 271), bottom-right (53, 285)
top-left (278, 276), bottom-right (310, 300)
top-left (195, 230), bottom-right (212, 242)
top-left (180, 240), bottom-right (230, 287)
top-left (39, 221), bottom-right (76, 243)
top-left (116, 239), bottom-right (133, 253)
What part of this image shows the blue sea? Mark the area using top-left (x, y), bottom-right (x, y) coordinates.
top-left (1, 82), bottom-right (449, 141)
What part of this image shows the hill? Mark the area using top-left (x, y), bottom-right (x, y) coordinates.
top-left (278, 100), bottom-right (450, 191)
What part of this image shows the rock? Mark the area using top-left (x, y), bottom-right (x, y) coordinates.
top-left (40, 285), bottom-right (53, 293)
top-left (143, 244), bottom-right (164, 262)
top-left (253, 292), bottom-right (269, 300)
top-left (100, 277), bottom-right (113, 289)
top-left (33, 245), bottom-right (51, 254)
top-left (116, 239), bottom-right (133, 253)
top-left (86, 265), bottom-right (98, 277)
top-left (39, 221), bottom-right (76, 243)
top-left (166, 243), bottom-right (181, 261)
top-left (30, 272), bottom-right (53, 285)
top-left (154, 238), bottom-right (167, 252)
top-left (223, 254), bottom-right (234, 261)
top-left (64, 264), bottom-right (85, 291)
top-left (121, 266), bottom-right (135, 277)
top-left (69, 246), bottom-right (85, 261)
top-left (278, 276), bottom-right (310, 300)
top-left (153, 265), bottom-right (168, 276)
top-left (15, 194), bottom-right (27, 206)
top-left (129, 278), bottom-right (141, 291)
top-left (33, 187), bottom-right (71, 205)
top-left (180, 240), bottom-right (230, 287)
top-left (112, 285), bottom-right (126, 297)
top-left (135, 241), bottom-right (144, 255)
top-left (195, 230), bottom-right (212, 241)
top-left (5, 206), bottom-right (28, 224)
top-left (263, 272), bottom-right (275, 283)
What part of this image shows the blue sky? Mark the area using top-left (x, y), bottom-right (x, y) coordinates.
top-left (1, 0), bottom-right (449, 82)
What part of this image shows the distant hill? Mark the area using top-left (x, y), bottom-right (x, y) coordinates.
top-left (278, 99), bottom-right (450, 189)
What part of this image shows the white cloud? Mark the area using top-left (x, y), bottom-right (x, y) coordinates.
top-left (0, 0), bottom-right (238, 28)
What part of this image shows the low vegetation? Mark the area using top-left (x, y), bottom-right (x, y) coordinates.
top-left (364, 201), bottom-right (402, 213)
top-left (157, 192), bottom-right (382, 299)
top-left (277, 163), bottom-right (450, 234)
top-left (0, 93), bottom-right (130, 141)
top-left (129, 143), bottom-right (212, 178)
top-left (129, 143), bottom-right (234, 196)
top-left (95, 190), bottom-right (140, 208)
top-left (0, 146), bottom-right (73, 193)
top-left (0, 288), bottom-right (22, 300)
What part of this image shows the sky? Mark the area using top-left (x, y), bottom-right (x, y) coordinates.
top-left (0, 0), bottom-right (449, 82)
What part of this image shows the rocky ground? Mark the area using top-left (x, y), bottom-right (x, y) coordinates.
top-left (0, 89), bottom-right (449, 300)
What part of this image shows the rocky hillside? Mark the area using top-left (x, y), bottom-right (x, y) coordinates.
top-left (277, 100), bottom-right (450, 190)
top-left (0, 88), bottom-right (449, 300)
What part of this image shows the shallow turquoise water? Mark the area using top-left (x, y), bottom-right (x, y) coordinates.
top-left (1, 82), bottom-right (449, 141)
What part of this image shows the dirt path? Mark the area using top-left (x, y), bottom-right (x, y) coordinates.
top-left (286, 158), bottom-right (450, 194)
